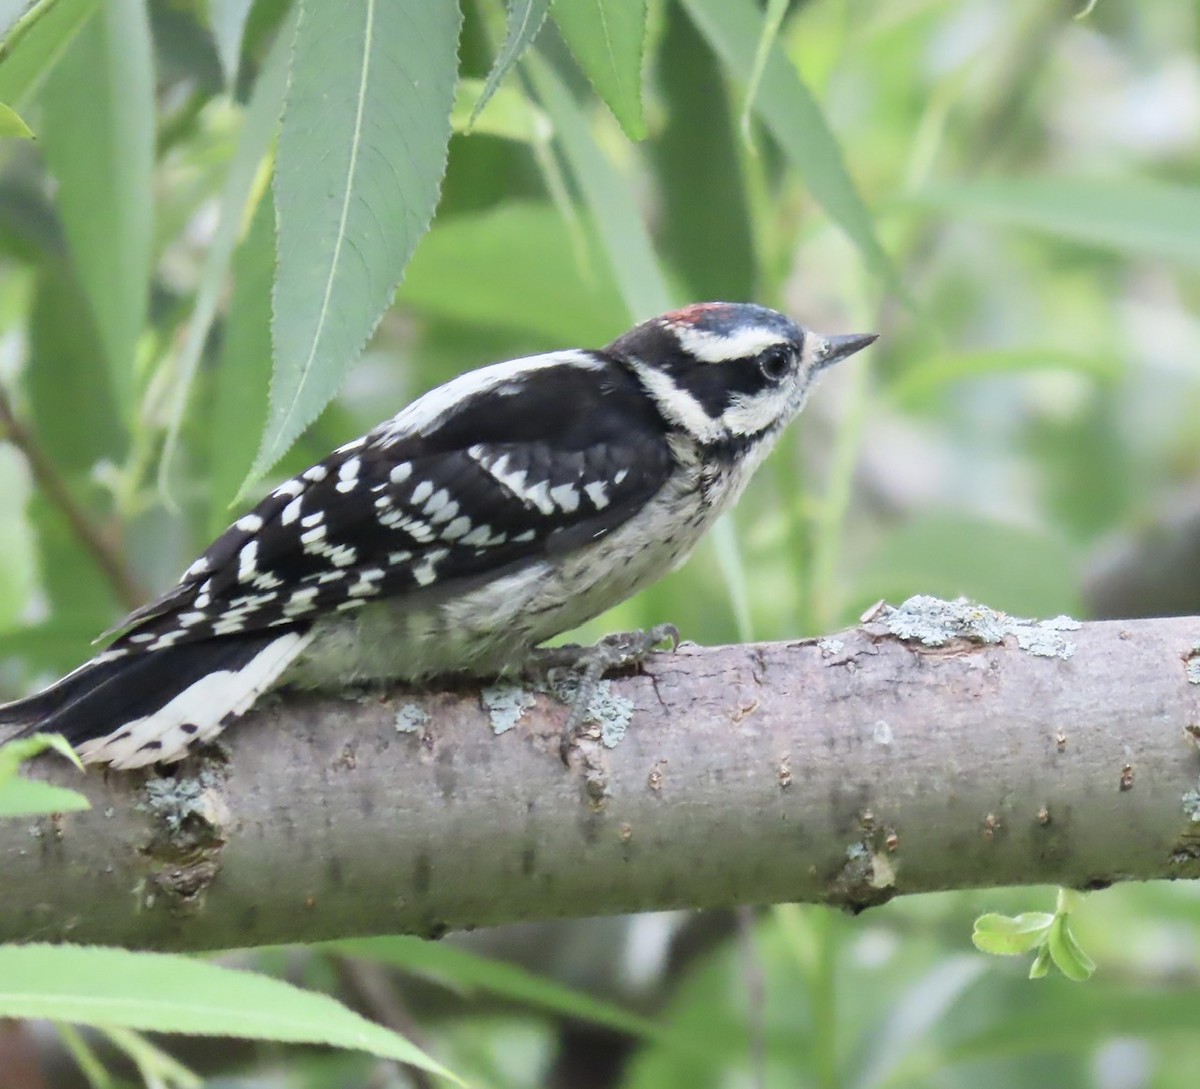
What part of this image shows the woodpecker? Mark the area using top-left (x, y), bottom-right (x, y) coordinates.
top-left (0, 303), bottom-right (875, 768)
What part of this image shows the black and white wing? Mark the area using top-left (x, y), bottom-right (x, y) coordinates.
top-left (108, 350), bottom-right (675, 652)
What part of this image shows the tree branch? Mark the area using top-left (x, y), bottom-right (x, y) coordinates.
top-left (3, 601), bottom-right (1200, 950)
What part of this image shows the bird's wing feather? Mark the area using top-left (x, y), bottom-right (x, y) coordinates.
top-left (107, 355), bottom-right (672, 652)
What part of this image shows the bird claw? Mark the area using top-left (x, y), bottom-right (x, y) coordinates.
top-left (524, 623), bottom-right (679, 736)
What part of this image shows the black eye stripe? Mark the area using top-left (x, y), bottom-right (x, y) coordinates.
top-left (674, 356), bottom-right (782, 417)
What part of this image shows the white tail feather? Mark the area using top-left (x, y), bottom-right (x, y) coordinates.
top-left (77, 631), bottom-right (312, 769)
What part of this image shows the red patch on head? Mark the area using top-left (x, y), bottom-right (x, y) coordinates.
top-left (663, 302), bottom-right (728, 326)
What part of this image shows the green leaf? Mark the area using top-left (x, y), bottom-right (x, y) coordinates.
top-left (26, 261), bottom-right (124, 473)
top-left (0, 99), bottom-right (31, 136)
top-left (329, 936), bottom-right (658, 1041)
top-left (453, 77), bottom-right (548, 144)
top-left (0, 0), bottom-right (96, 110)
top-left (40, 0), bottom-right (153, 412)
top-left (524, 53), bottom-right (671, 320)
top-left (0, 733), bottom-right (89, 818)
top-left (971, 913), bottom-right (1054, 956)
top-left (0, 945), bottom-right (461, 1080)
top-left (0, 622), bottom-right (108, 677)
top-left (0, 730), bottom-right (84, 773)
top-left (552, 0), bottom-right (647, 140)
top-left (887, 346), bottom-right (1120, 407)
top-left (678, 0), bottom-right (894, 285)
top-left (1055, 887), bottom-right (1084, 915)
top-left (737, 0), bottom-right (787, 146)
top-left (158, 6), bottom-right (293, 505)
top-left (909, 177), bottom-right (1200, 270)
top-left (27, 492), bottom-right (123, 662)
top-left (206, 0), bottom-right (254, 85)
top-left (651, 3), bottom-right (754, 301)
top-left (99, 1025), bottom-right (201, 1088)
top-left (0, 0), bottom-right (27, 41)
top-left (1046, 915), bottom-right (1096, 982)
top-left (250, 0), bottom-right (461, 488)
top-left (0, 446), bottom-right (35, 628)
top-left (0, 774), bottom-right (90, 817)
top-left (399, 201), bottom-right (627, 346)
top-left (53, 1024), bottom-right (112, 1089)
top-left (1028, 944), bottom-right (1051, 979)
top-left (471, 0), bottom-right (552, 128)
top-left (208, 189), bottom-right (275, 529)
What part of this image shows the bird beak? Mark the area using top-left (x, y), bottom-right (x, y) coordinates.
top-left (817, 332), bottom-right (878, 370)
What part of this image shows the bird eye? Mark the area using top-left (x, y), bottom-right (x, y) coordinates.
top-left (757, 346), bottom-right (792, 382)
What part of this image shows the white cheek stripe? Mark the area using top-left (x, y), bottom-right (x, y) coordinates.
top-left (672, 325), bottom-right (791, 364)
top-left (725, 387), bottom-right (805, 437)
top-left (378, 350), bottom-right (602, 443)
top-left (629, 361), bottom-right (725, 445)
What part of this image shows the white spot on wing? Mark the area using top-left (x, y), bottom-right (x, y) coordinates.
top-left (272, 478), bottom-right (305, 499)
top-left (236, 513), bottom-right (263, 532)
top-left (461, 524), bottom-right (496, 547)
top-left (412, 548), bottom-right (448, 587)
top-left (423, 489), bottom-right (454, 520)
top-left (523, 480), bottom-right (555, 516)
top-left (441, 515), bottom-right (472, 540)
top-left (238, 541), bottom-right (259, 582)
top-left (281, 497), bottom-right (303, 525)
top-left (411, 480), bottom-right (434, 505)
top-left (336, 456), bottom-right (362, 493)
top-left (349, 568), bottom-right (385, 596)
top-left (301, 524), bottom-right (327, 549)
top-left (475, 449), bottom-right (556, 514)
top-left (285, 587), bottom-right (319, 615)
top-left (550, 483), bottom-right (580, 513)
top-left (585, 482), bottom-right (610, 509)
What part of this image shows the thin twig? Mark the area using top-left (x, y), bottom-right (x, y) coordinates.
top-left (0, 384), bottom-right (143, 612)
top-left (333, 956), bottom-right (437, 1089)
top-left (736, 906), bottom-right (767, 1089)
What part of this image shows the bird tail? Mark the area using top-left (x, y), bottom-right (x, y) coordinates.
top-left (0, 629), bottom-right (311, 769)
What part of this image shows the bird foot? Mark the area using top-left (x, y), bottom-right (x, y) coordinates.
top-left (524, 623), bottom-right (679, 733)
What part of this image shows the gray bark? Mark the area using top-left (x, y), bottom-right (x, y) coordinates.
top-left (3, 602), bottom-right (1200, 951)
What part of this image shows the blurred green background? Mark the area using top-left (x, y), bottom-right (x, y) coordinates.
top-left (1, 0), bottom-right (1199, 1086)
